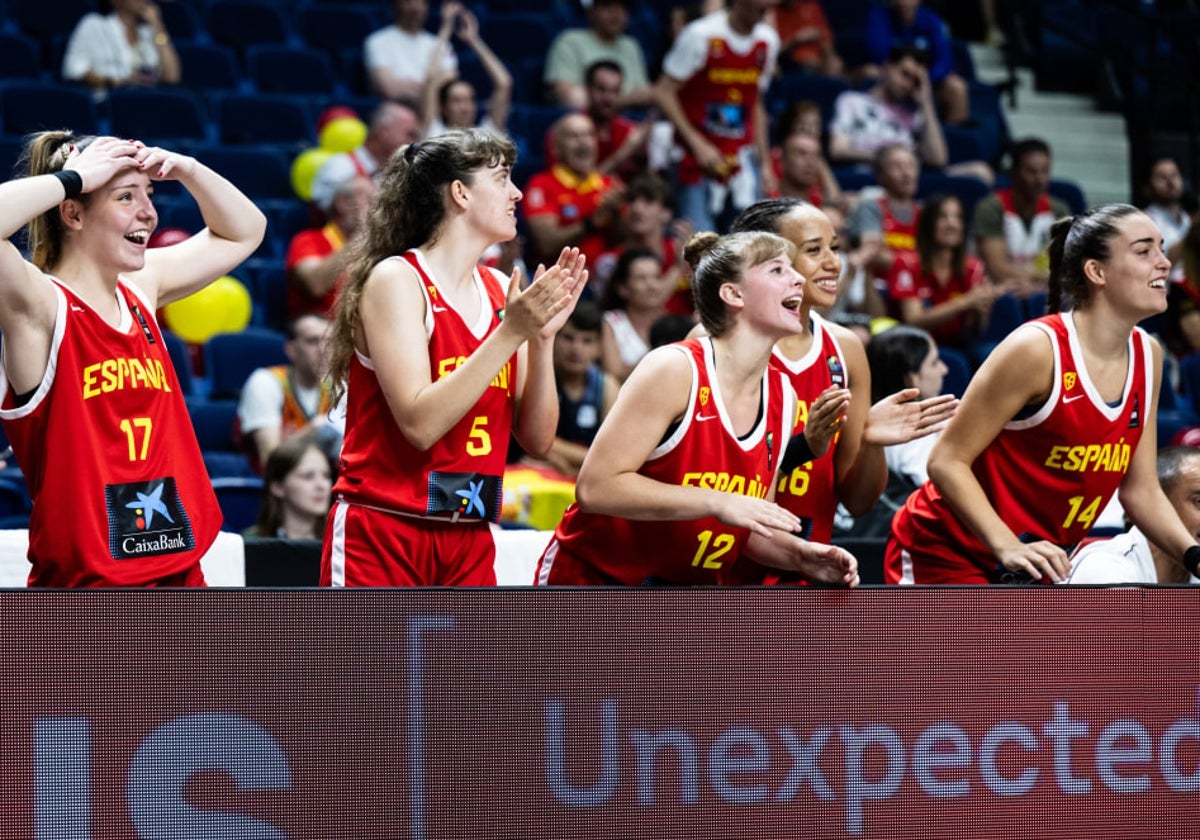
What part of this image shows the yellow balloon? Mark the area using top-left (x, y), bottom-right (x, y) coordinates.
top-left (163, 276), bottom-right (253, 344)
top-left (869, 316), bottom-right (900, 336)
top-left (290, 147), bottom-right (332, 201)
top-left (318, 116), bottom-right (367, 153)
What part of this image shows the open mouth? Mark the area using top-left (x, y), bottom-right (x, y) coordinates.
top-left (1150, 278), bottom-right (1167, 289)
top-left (125, 231), bottom-right (150, 245)
top-left (782, 296), bottom-right (803, 311)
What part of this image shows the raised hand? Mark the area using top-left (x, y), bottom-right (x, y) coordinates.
top-left (133, 144), bottom-right (197, 181)
top-left (803, 385), bottom-right (851, 458)
top-left (503, 247), bottom-right (588, 341)
top-left (863, 388), bottom-right (958, 446)
top-left (62, 137), bottom-right (141, 194)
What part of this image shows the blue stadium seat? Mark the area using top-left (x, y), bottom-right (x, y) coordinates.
top-left (158, 2), bottom-right (201, 43)
top-left (480, 13), bottom-right (557, 63)
top-left (938, 346), bottom-right (973, 399)
top-left (191, 144), bottom-right (295, 201)
top-left (107, 87), bottom-right (210, 144)
top-left (175, 42), bottom-right (244, 94)
top-left (212, 476), bottom-right (264, 533)
top-left (0, 477), bottom-right (31, 519)
top-left (247, 45), bottom-right (341, 96)
top-left (214, 94), bottom-right (314, 147)
top-left (970, 292), bottom-right (1025, 366)
top-left (186, 398), bottom-right (240, 452)
top-left (205, 327), bottom-right (288, 400)
top-left (767, 71), bottom-right (850, 126)
top-left (0, 83), bottom-right (99, 136)
top-left (0, 32), bottom-right (43, 81)
top-left (13, 0), bottom-right (91, 47)
top-left (207, 1), bottom-right (292, 52)
top-left (1023, 291), bottom-right (1049, 321)
top-left (1049, 179), bottom-right (1087, 215)
top-left (297, 5), bottom-right (378, 55)
top-left (161, 329), bottom-right (197, 398)
top-left (942, 125), bottom-right (985, 165)
top-left (0, 135), bottom-right (26, 181)
top-left (249, 265), bottom-right (289, 332)
top-left (203, 450), bottom-right (257, 480)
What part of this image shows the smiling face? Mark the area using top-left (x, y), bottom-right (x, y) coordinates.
top-left (932, 197), bottom-right (964, 250)
top-left (776, 206), bottom-right (841, 310)
top-left (73, 169), bottom-right (158, 273)
top-left (1088, 212), bottom-right (1172, 317)
top-left (553, 115), bottom-right (599, 175)
top-left (740, 248), bottom-right (806, 337)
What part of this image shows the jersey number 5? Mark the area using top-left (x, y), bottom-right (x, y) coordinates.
top-left (466, 415), bottom-right (492, 456)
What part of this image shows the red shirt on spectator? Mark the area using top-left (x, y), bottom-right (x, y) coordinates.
top-left (284, 223), bottom-right (344, 320)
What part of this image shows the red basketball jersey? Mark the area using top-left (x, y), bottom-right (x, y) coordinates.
top-left (535, 337), bottom-right (796, 585)
top-left (676, 35), bottom-right (773, 186)
top-left (333, 250), bottom-right (515, 522)
top-left (0, 279), bottom-right (220, 587)
top-left (888, 313), bottom-right (1152, 584)
top-left (721, 312), bottom-right (847, 585)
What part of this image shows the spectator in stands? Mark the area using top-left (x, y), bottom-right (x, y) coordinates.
top-left (238, 314), bottom-right (338, 473)
top-left (864, 0), bottom-right (970, 125)
top-left (828, 46), bottom-right (991, 184)
top-left (365, 0), bottom-right (457, 102)
top-left (973, 137), bottom-right (1069, 298)
top-left (309, 101), bottom-right (419, 215)
top-left (600, 248), bottom-right (676, 382)
top-left (62, 0), bottom-right (181, 102)
top-left (592, 173), bottom-right (691, 313)
top-left (1067, 445), bottom-right (1200, 584)
top-left (887, 204), bottom-right (1193, 585)
top-left (285, 174), bottom-right (375, 321)
top-left (848, 143), bottom-right (922, 283)
top-left (420, 5), bottom-right (512, 138)
top-left (585, 60), bottom-right (652, 181)
top-left (656, 0), bottom-right (780, 233)
top-left (544, 0), bottom-right (655, 110)
top-left (1141, 156), bottom-right (1194, 284)
top-left (887, 193), bottom-right (1004, 350)
top-left (523, 114), bottom-right (623, 268)
top-left (770, 0), bottom-right (844, 77)
top-left (245, 432), bottom-right (335, 541)
top-left (0, 132), bottom-right (266, 586)
top-left (535, 229), bottom-right (860, 587)
top-left (867, 325), bottom-right (948, 486)
top-left (1165, 221), bottom-right (1200, 358)
top-left (321, 128), bottom-right (587, 587)
top-left (775, 128), bottom-right (843, 209)
top-left (540, 302), bottom-right (619, 479)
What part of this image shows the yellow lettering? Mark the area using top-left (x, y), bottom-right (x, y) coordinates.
top-left (681, 472), bottom-right (701, 487)
top-left (82, 364), bottom-right (100, 399)
top-left (1044, 446), bottom-right (1066, 469)
top-left (102, 359), bottom-right (119, 393)
top-left (727, 475), bottom-right (745, 495)
top-left (127, 358), bottom-right (148, 388)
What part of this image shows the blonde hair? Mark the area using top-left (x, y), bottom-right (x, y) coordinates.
top-left (16, 131), bottom-right (97, 271)
top-left (683, 230), bottom-right (795, 337)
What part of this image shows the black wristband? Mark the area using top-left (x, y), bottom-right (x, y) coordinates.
top-left (779, 432), bottom-right (817, 474)
top-left (1184, 545), bottom-right (1200, 577)
top-left (53, 169), bottom-right (84, 199)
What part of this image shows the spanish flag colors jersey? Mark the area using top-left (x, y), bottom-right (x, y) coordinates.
top-left (536, 336), bottom-right (796, 585)
top-left (887, 312), bottom-right (1152, 584)
top-left (721, 311), bottom-right (847, 585)
top-left (0, 279), bottom-right (220, 587)
top-left (333, 250), bottom-right (515, 522)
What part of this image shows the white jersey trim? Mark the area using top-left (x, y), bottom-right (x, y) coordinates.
top-left (0, 283), bottom-right (68, 421)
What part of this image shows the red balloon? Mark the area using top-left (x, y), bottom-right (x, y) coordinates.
top-left (148, 227), bottom-right (191, 248)
top-left (1172, 426), bottom-right (1200, 448)
top-left (316, 105), bottom-right (359, 134)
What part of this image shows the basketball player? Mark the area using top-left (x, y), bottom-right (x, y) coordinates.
top-left (535, 229), bottom-right (860, 586)
top-left (723, 198), bottom-right (956, 584)
top-left (887, 204), bottom-right (1200, 584)
top-left (0, 132), bottom-right (266, 586)
top-left (321, 128), bottom-right (587, 587)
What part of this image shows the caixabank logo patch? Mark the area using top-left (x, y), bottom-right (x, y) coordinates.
top-left (105, 477), bottom-right (195, 560)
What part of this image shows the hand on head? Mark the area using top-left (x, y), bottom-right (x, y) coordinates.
top-left (62, 136), bottom-right (142, 194)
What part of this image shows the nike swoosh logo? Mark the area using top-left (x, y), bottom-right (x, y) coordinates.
top-left (431, 305), bottom-right (448, 313)
top-left (1063, 393), bottom-right (1086, 404)
top-left (70, 305), bottom-right (84, 312)
top-left (695, 412), bottom-right (718, 422)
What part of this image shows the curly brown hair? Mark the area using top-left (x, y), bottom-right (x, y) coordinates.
top-left (326, 128), bottom-right (517, 403)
